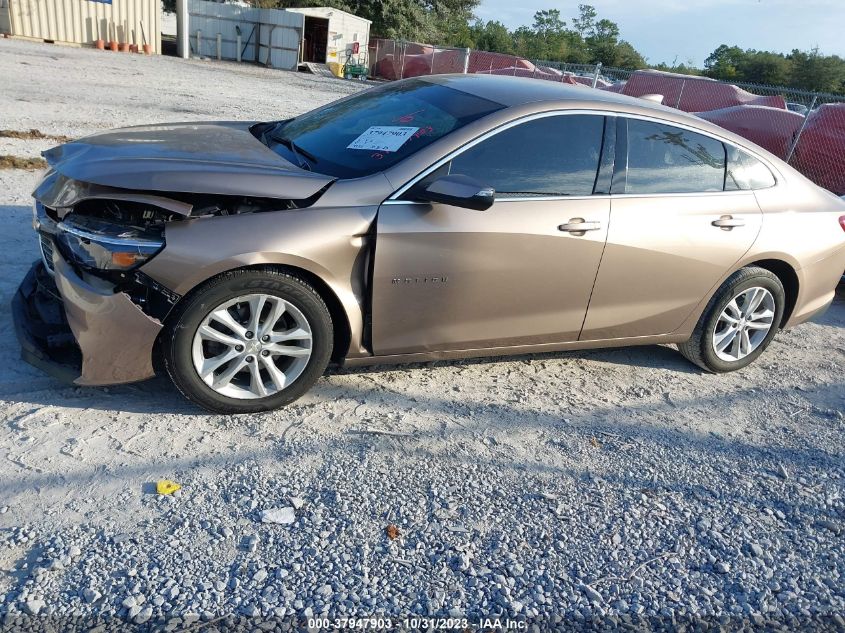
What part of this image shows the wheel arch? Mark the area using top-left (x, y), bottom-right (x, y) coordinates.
top-left (744, 258), bottom-right (799, 327)
top-left (160, 261), bottom-right (355, 363)
top-left (674, 254), bottom-right (801, 340)
top-left (257, 263), bottom-right (352, 363)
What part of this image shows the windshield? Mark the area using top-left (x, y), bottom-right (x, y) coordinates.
top-left (263, 79), bottom-right (504, 179)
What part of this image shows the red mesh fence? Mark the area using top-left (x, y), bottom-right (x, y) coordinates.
top-left (368, 39), bottom-right (466, 80)
top-left (368, 38), bottom-right (845, 195)
top-left (368, 39), bottom-right (597, 86)
top-left (696, 105), bottom-right (804, 160)
top-left (619, 71), bottom-right (787, 111)
top-left (790, 104), bottom-right (845, 195)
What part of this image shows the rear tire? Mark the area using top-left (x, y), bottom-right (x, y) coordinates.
top-left (677, 266), bottom-right (785, 373)
top-left (162, 269), bottom-right (333, 413)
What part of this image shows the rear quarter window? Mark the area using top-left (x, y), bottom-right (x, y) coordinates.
top-left (725, 146), bottom-right (777, 190)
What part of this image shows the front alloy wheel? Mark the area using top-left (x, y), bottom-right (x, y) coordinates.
top-left (192, 294), bottom-right (313, 399)
top-left (163, 270), bottom-right (333, 413)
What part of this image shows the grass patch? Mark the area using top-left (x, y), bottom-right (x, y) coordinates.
top-left (0, 155), bottom-right (48, 170)
top-left (0, 128), bottom-right (73, 143)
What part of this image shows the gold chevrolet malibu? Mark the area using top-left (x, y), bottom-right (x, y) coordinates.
top-left (13, 74), bottom-right (845, 413)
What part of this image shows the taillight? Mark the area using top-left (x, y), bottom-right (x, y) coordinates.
top-left (840, 216), bottom-right (845, 232)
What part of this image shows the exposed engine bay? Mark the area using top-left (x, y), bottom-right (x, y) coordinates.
top-left (36, 180), bottom-right (328, 319)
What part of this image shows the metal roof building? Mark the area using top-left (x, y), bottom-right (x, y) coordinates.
top-left (1, 0), bottom-right (160, 53)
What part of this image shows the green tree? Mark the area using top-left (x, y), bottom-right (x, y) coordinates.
top-left (532, 9), bottom-right (566, 38)
top-left (703, 44), bottom-right (745, 80)
top-left (561, 31), bottom-right (590, 64)
top-left (472, 20), bottom-right (514, 55)
top-left (614, 41), bottom-right (647, 70)
top-left (266, 0), bottom-right (479, 44)
top-left (737, 51), bottom-right (792, 86)
top-left (789, 48), bottom-right (845, 93)
top-left (430, 0), bottom-right (479, 46)
top-left (572, 4), bottom-right (596, 39)
top-left (531, 9), bottom-right (569, 60)
top-left (652, 58), bottom-right (701, 75)
top-left (512, 25), bottom-right (547, 60)
top-left (702, 44), bottom-right (845, 93)
top-left (585, 18), bottom-right (619, 66)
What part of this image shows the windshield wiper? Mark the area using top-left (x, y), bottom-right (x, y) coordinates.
top-left (269, 133), bottom-right (318, 171)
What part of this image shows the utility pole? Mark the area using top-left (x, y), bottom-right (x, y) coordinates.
top-left (176, 0), bottom-right (189, 59)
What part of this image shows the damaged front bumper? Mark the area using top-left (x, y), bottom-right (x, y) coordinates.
top-left (12, 260), bottom-right (81, 384)
top-left (13, 256), bottom-right (165, 386)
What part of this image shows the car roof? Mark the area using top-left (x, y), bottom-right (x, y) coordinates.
top-left (418, 74), bottom-right (786, 167)
top-left (420, 73), bottom-right (667, 109)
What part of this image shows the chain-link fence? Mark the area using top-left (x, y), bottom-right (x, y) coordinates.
top-left (535, 60), bottom-right (625, 87)
top-left (368, 39), bottom-right (468, 80)
top-left (368, 40), bottom-right (602, 85)
top-left (368, 38), bottom-right (845, 196)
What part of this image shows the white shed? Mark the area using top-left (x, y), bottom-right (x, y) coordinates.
top-left (286, 6), bottom-right (370, 66)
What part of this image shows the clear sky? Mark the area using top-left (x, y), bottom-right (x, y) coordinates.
top-left (474, 0), bottom-right (845, 66)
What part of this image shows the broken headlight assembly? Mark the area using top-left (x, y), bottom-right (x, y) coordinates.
top-left (52, 200), bottom-right (172, 272)
top-left (55, 217), bottom-right (164, 271)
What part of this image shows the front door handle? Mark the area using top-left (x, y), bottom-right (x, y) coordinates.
top-left (559, 218), bottom-right (601, 235)
top-left (712, 215), bottom-right (745, 230)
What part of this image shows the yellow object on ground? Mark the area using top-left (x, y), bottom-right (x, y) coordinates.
top-left (327, 62), bottom-right (344, 78)
top-left (156, 480), bottom-right (181, 495)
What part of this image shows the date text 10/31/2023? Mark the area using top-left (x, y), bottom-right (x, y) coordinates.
top-left (307, 617), bottom-right (528, 630)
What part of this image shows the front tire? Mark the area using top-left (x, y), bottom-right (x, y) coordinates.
top-left (677, 266), bottom-right (785, 373)
top-left (162, 269), bottom-right (333, 413)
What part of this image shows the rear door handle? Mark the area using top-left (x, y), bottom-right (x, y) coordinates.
top-left (559, 218), bottom-right (601, 234)
top-left (712, 215), bottom-right (745, 229)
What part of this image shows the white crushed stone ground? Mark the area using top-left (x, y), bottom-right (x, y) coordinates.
top-left (0, 38), bottom-right (844, 628)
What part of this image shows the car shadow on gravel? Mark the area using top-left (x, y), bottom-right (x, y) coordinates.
top-left (0, 374), bottom-right (196, 415)
top-left (0, 342), bottom-right (700, 415)
top-left (820, 281), bottom-right (845, 327)
top-left (0, 328), bottom-right (834, 414)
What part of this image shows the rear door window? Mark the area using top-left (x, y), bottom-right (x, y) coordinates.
top-left (447, 114), bottom-right (606, 197)
top-left (625, 119), bottom-right (726, 194)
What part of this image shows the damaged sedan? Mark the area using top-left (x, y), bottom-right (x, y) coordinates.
top-left (13, 75), bottom-right (845, 413)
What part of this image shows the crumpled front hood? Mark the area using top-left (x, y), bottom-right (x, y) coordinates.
top-left (41, 121), bottom-right (335, 201)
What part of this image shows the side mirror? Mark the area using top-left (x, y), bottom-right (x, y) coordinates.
top-left (419, 174), bottom-right (495, 211)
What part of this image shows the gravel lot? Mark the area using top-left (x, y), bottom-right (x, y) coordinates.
top-left (0, 38), bottom-right (844, 629)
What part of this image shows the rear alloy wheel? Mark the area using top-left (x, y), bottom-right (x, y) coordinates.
top-left (163, 270), bottom-right (332, 413)
top-left (710, 287), bottom-right (776, 362)
top-left (677, 266), bottom-right (785, 373)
